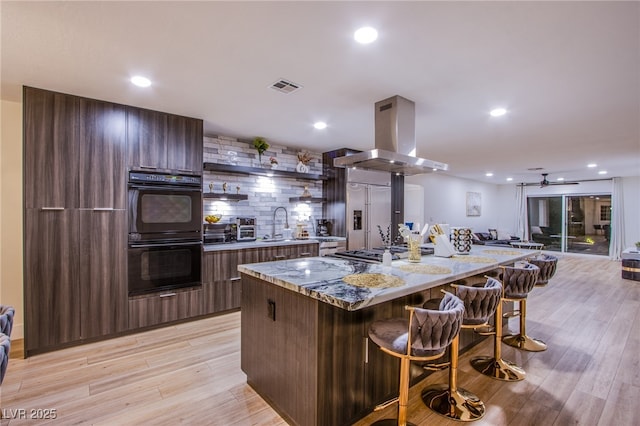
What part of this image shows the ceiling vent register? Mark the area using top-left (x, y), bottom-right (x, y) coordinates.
top-left (269, 79), bottom-right (302, 94)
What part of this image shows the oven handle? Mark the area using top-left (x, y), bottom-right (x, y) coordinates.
top-left (128, 183), bottom-right (202, 192)
top-left (129, 241), bottom-right (202, 249)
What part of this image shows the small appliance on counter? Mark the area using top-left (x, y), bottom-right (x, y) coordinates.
top-left (203, 222), bottom-right (237, 244)
top-left (316, 219), bottom-right (332, 237)
top-left (236, 217), bottom-right (257, 241)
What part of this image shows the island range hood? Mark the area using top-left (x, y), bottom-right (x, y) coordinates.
top-left (333, 95), bottom-right (448, 175)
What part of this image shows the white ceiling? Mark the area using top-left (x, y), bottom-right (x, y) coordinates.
top-left (2, 1), bottom-right (639, 184)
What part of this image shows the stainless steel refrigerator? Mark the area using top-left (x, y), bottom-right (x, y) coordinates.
top-left (346, 169), bottom-right (392, 250)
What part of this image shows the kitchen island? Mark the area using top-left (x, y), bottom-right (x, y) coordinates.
top-left (238, 247), bottom-right (537, 426)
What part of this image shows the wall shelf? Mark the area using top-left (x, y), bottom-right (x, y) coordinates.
top-left (203, 162), bottom-right (325, 181)
top-left (289, 197), bottom-right (326, 204)
top-left (203, 193), bottom-right (248, 201)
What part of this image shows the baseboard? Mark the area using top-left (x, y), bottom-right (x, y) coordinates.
top-left (9, 338), bottom-right (24, 359)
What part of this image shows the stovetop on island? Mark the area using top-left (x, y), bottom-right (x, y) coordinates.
top-left (329, 245), bottom-right (434, 263)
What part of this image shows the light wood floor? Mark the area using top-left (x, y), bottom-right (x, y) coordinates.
top-left (1, 255), bottom-right (638, 425)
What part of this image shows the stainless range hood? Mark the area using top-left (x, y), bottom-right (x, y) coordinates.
top-left (333, 95), bottom-right (448, 175)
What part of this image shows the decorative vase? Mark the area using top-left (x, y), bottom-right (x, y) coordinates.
top-left (296, 161), bottom-right (309, 173)
top-left (407, 233), bottom-right (422, 263)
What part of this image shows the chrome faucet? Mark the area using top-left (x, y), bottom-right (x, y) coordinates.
top-left (272, 206), bottom-right (289, 239)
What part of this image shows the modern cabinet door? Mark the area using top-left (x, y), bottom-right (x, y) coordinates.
top-left (127, 107), bottom-right (168, 171)
top-left (79, 98), bottom-right (127, 209)
top-left (127, 107), bottom-right (202, 173)
top-left (167, 114), bottom-right (203, 174)
top-left (23, 87), bottom-right (79, 209)
top-left (24, 209), bottom-right (81, 354)
top-left (79, 209), bottom-right (128, 339)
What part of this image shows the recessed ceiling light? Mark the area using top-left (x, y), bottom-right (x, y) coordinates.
top-left (313, 121), bottom-right (327, 130)
top-left (485, 172), bottom-right (493, 177)
top-left (598, 170), bottom-right (607, 175)
top-left (506, 177), bottom-right (513, 181)
top-left (130, 76), bottom-right (151, 87)
top-left (354, 27), bottom-right (378, 44)
top-left (556, 177), bottom-right (565, 181)
top-left (587, 163), bottom-right (597, 168)
top-left (489, 108), bottom-right (507, 117)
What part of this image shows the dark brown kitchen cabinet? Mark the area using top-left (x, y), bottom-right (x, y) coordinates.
top-left (202, 249), bottom-right (259, 314)
top-left (259, 243), bottom-right (318, 262)
top-left (202, 244), bottom-right (318, 315)
top-left (23, 87), bottom-right (79, 209)
top-left (79, 210), bottom-right (128, 339)
top-left (23, 87), bottom-right (128, 355)
top-left (79, 98), bottom-right (127, 209)
top-left (167, 114), bottom-right (203, 173)
top-left (128, 287), bottom-right (203, 329)
top-left (127, 107), bottom-right (203, 174)
top-left (24, 209), bottom-right (81, 354)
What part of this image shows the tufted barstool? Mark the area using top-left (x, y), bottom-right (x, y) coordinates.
top-left (528, 254), bottom-right (558, 287)
top-left (0, 305), bottom-right (15, 337)
top-left (470, 267), bottom-right (529, 381)
top-left (421, 278), bottom-right (502, 421)
top-left (0, 333), bottom-right (10, 385)
top-left (368, 293), bottom-right (465, 426)
top-left (499, 262), bottom-right (546, 352)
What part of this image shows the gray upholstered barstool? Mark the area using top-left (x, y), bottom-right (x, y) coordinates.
top-left (528, 254), bottom-right (558, 287)
top-left (0, 333), bottom-right (10, 385)
top-left (0, 305), bottom-right (15, 337)
top-left (368, 293), bottom-right (465, 426)
top-left (421, 277), bottom-right (502, 421)
top-left (500, 262), bottom-right (546, 352)
top-left (470, 268), bottom-right (528, 381)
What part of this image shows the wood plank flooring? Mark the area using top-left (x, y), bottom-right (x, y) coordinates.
top-left (1, 255), bottom-right (638, 425)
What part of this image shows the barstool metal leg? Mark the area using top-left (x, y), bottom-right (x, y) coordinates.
top-left (372, 356), bottom-right (417, 426)
top-left (502, 299), bottom-right (547, 352)
top-left (470, 299), bottom-right (526, 381)
top-left (421, 334), bottom-right (485, 421)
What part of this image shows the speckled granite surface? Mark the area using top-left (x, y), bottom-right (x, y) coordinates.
top-left (203, 239), bottom-right (321, 252)
top-left (238, 247), bottom-right (538, 311)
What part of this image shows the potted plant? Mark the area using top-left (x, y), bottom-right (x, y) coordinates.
top-left (296, 151), bottom-right (312, 173)
top-left (253, 137), bottom-right (269, 164)
top-left (635, 241), bottom-right (640, 249)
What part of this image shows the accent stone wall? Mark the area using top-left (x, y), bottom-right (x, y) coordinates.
top-left (203, 135), bottom-right (324, 237)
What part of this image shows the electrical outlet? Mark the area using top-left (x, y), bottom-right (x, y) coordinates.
top-left (267, 299), bottom-right (276, 321)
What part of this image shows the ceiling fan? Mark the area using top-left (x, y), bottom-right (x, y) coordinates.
top-left (523, 173), bottom-right (580, 188)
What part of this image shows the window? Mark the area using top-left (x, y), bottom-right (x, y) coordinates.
top-left (600, 205), bottom-right (611, 221)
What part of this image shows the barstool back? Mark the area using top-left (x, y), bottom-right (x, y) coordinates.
top-left (0, 305), bottom-right (15, 337)
top-left (455, 278), bottom-right (502, 326)
top-left (410, 293), bottom-right (464, 356)
top-left (528, 254), bottom-right (558, 286)
top-left (502, 263), bottom-right (539, 299)
top-left (0, 333), bottom-right (10, 385)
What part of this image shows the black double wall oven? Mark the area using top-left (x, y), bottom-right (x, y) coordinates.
top-left (128, 171), bottom-right (202, 296)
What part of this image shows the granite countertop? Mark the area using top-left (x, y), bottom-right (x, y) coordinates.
top-left (237, 246), bottom-right (538, 311)
top-left (203, 238), bottom-right (323, 252)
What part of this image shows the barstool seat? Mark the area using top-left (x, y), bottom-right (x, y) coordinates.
top-left (368, 293), bottom-right (465, 426)
top-left (421, 277), bottom-right (503, 421)
top-left (500, 262), bottom-right (546, 352)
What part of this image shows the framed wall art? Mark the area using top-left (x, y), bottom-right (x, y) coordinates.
top-left (466, 191), bottom-right (481, 216)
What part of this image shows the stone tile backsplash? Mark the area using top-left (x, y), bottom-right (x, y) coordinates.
top-left (203, 135), bottom-right (324, 237)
